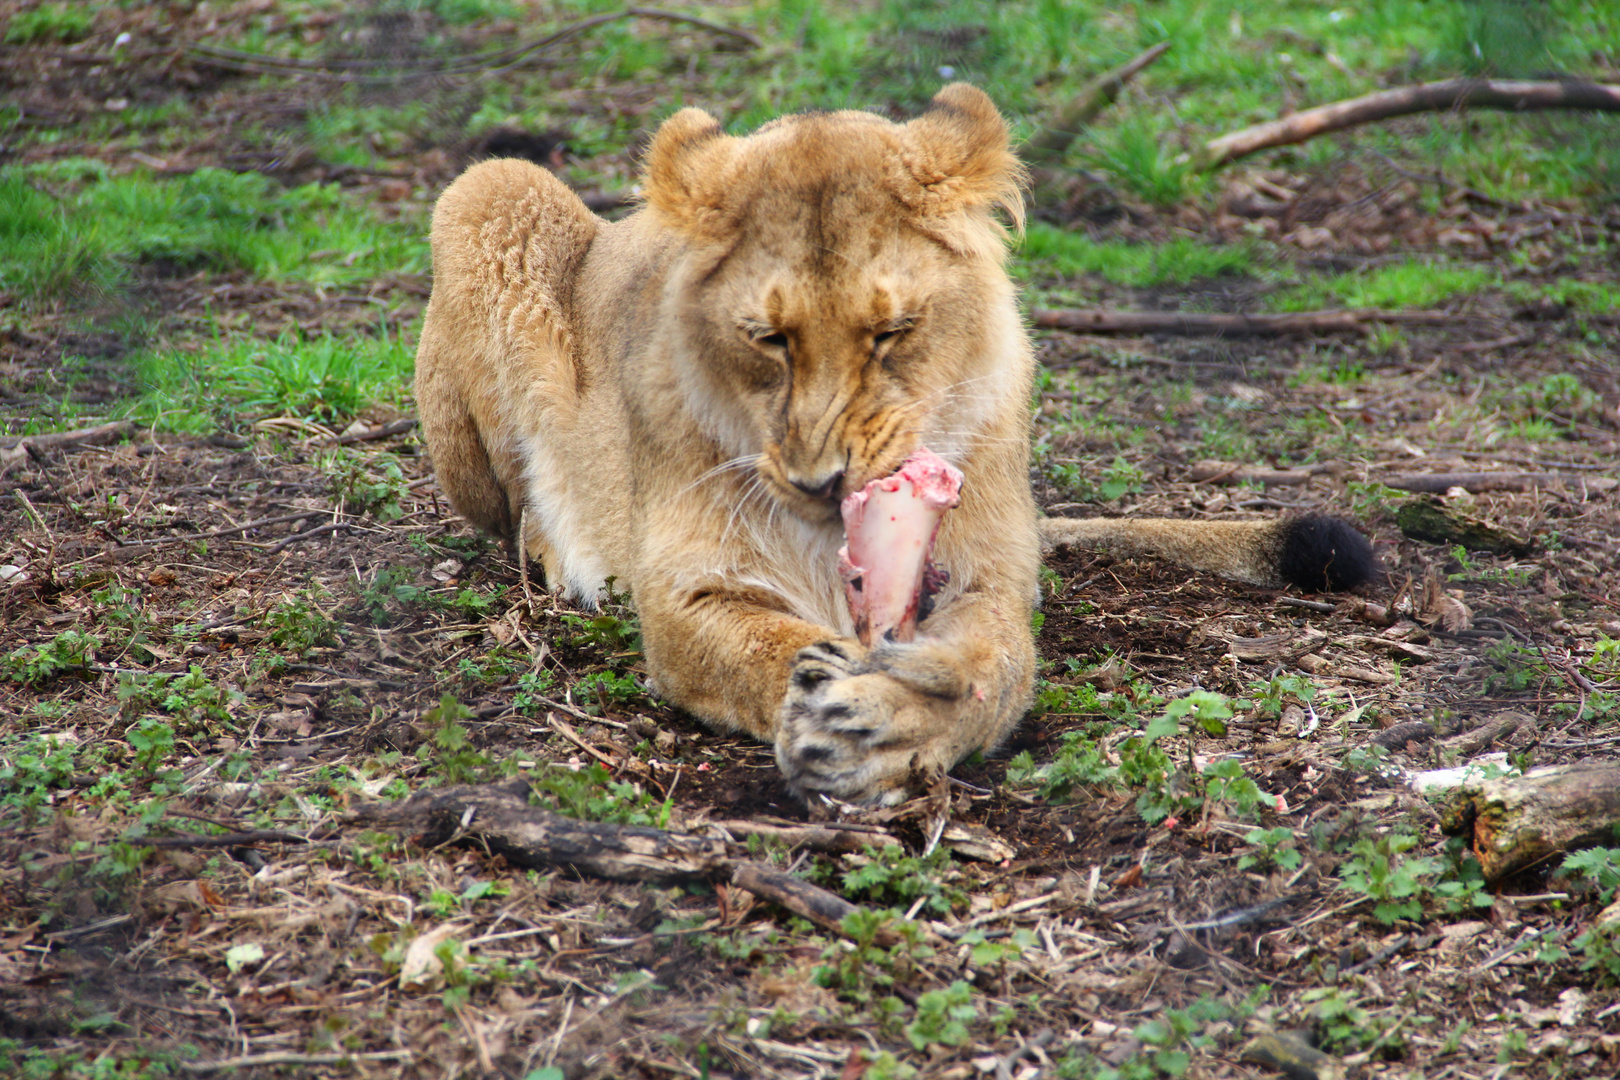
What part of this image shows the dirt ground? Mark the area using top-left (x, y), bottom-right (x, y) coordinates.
top-left (3, 5), bottom-right (1620, 1079)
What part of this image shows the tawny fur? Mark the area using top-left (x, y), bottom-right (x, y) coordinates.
top-left (1040, 518), bottom-right (1285, 586)
top-left (416, 85), bottom-right (1040, 805)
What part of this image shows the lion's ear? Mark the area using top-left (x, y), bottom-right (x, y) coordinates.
top-left (642, 107), bottom-right (736, 238)
top-left (900, 83), bottom-right (1026, 235)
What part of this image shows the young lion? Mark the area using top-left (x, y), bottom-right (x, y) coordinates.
top-left (414, 85), bottom-right (1372, 807)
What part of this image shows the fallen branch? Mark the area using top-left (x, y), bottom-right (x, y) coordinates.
top-left (709, 818), bottom-right (901, 855)
top-left (144, 829), bottom-right (325, 849)
top-left (112, 509), bottom-right (327, 550)
top-left (1184, 460), bottom-right (1343, 487)
top-left (352, 783), bottom-right (926, 942)
top-left (731, 863), bottom-right (860, 936)
top-left (1443, 763), bottom-right (1620, 882)
top-left (356, 780), bottom-right (728, 881)
top-left (1203, 78), bottom-right (1620, 168)
top-left (1025, 42), bottom-right (1171, 161)
top-left (181, 1050), bottom-right (412, 1073)
top-left (1394, 496), bottom-right (1534, 556)
top-left (1030, 307), bottom-right (1471, 337)
top-left (1386, 472), bottom-right (1618, 496)
top-left (0, 420), bottom-right (134, 450)
top-left (328, 418), bottom-right (417, 445)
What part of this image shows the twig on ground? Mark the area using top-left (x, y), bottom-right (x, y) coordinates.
top-left (1032, 307), bottom-right (1475, 337)
top-left (548, 715), bottom-right (622, 768)
top-left (1384, 471), bottom-right (1618, 495)
top-left (266, 520), bottom-right (355, 554)
top-left (180, 1050), bottom-right (411, 1073)
top-left (144, 829), bottom-right (324, 848)
top-left (1185, 461), bottom-right (1342, 486)
top-left (1203, 78), bottom-right (1620, 167)
top-left (0, 421), bottom-right (134, 451)
top-left (328, 418), bottom-right (417, 445)
top-left (1025, 42), bottom-right (1171, 160)
top-left (113, 510), bottom-right (327, 549)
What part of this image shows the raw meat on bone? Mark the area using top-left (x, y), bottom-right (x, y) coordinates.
top-left (837, 449), bottom-right (963, 646)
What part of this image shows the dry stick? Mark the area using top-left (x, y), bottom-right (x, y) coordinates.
top-left (1203, 78), bottom-right (1620, 168)
top-left (143, 829), bottom-right (321, 849)
top-left (1025, 41), bottom-right (1171, 160)
top-left (266, 520), bottom-right (357, 554)
top-left (112, 509), bottom-right (327, 549)
top-left (1030, 306), bottom-right (1473, 337)
top-left (327, 418), bottom-right (417, 445)
top-left (0, 420), bottom-right (134, 450)
top-left (1383, 471), bottom-right (1620, 495)
top-left (180, 1050), bottom-right (411, 1073)
top-left (1185, 461), bottom-right (1341, 486)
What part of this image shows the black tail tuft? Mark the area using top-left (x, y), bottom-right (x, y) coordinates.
top-left (1274, 515), bottom-right (1377, 592)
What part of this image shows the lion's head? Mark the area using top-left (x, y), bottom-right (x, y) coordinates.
top-left (638, 84), bottom-right (1030, 525)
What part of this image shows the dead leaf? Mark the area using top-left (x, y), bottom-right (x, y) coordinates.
top-left (400, 921), bottom-right (468, 990)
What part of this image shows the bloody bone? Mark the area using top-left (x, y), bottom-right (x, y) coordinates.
top-left (838, 449), bottom-right (963, 646)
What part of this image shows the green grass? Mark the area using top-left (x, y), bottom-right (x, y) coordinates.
top-left (1271, 260), bottom-right (1498, 312)
top-left (1017, 223), bottom-right (1255, 287)
top-left (0, 160), bottom-right (426, 313)
top-left (123, 326), bottom-right (416, 433)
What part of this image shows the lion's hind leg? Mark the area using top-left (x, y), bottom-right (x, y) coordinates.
top-left (414, 158), bottom-right (600, 572)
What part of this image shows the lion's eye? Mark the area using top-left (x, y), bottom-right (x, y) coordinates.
top-left (757, 332), bottom-right (789, 351)
top-left (872, 329), bottom-right (901, 349)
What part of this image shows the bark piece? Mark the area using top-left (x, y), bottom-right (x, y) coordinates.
top-left (1440, 711), bottom-right (1534, 757)
top-left (1239, 1031), bottom-right (1346, 1080)
top-left (840, 448), bottom-right (962, 645)
top-left (1394, 497), bottom-right (1533, 556)
top-left (1203, 79), bottom-right (1620, 168)
top-left (1442, 764), bottom-right (1620, 882)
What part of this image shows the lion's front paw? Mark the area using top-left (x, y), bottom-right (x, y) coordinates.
top-left (776, 639), bottom-right (950, 806)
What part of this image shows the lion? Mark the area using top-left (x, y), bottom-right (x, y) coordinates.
top-left (414, 84), bottom-right (1373, 807)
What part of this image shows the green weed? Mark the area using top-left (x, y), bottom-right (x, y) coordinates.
top-left (132, 328), bottom-right (415, 432)
top-left (116, 666), bottom-right (243, 728)
top-left (511, 669), bottom-right (559, 713)
top-left (326, 450), bottom-right (411, 520)
top-left (3, 3), bottom-right (92, 44)
top-left (530, 762), bottom-right (670, 827)
top-left (420, 694), bottom-right (494, 784)
top-left (2, 631), bottom-right (100, 687)
top-left (263, 592), bottom-right (341, 653)
top-left (357, 567), bottom-right (434, 627)
top-left (0, 734), bottom-right (88, 824)
top-left (812, 908), bottom-right (933, 1001)
top-left (905, 981), bottom-right (978, 1051)
top-left (1238, 826), bottom-right (1303, 872)
top-left (839, 845), bottom-right (964, 917)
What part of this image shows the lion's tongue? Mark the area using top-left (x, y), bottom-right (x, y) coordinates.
top-left (837, 448), bottom-right (963, 646)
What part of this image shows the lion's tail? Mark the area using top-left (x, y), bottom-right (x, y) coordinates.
top-left (1038, 514), bottom-right (1376, 592)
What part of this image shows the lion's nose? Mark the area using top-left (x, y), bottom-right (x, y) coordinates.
top-left (790, 470), bottom-right (845, 502)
